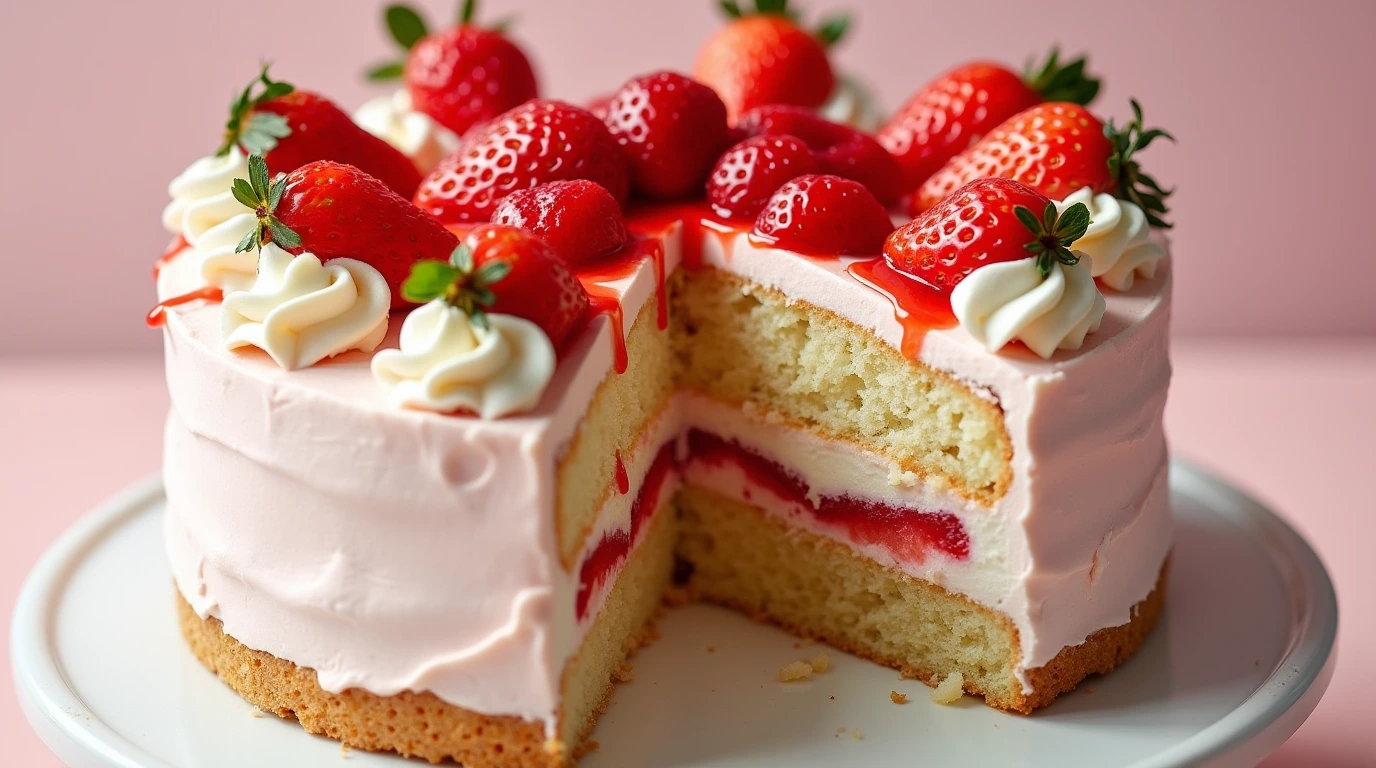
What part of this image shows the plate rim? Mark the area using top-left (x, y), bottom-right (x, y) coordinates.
top-left (10, 461), bottom-right (1338, 768)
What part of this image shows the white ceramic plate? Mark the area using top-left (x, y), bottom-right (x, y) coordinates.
top-left (12, 462), bottom-right (1336, 768)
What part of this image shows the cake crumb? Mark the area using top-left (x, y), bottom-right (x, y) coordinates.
top-left (340, 742), bottom-right (350, 758)
top-left (707, 646), bottom-right (715, 653)
top-left (584, 740), bottom-right (600, 754)
top-left (612, 661), bottom-right (635, 683)
top-left (778, 660), bottom-right (814, 682)
top-left (850, 728), bottom-right (865, 740)
top-left (836, 726), bottom-right (846, 735)
top-left (829, 695), bottom-right (835, 700)
top-left (662, 586), bottom-right (694, 606)
top-left (890, 691), bottom-right (907, 705)
top-left (248, 706), bottom-right (266, 718)
top-left (809, 652), bottom-right (830, 673)
top-left (931, 671), bottom-right (964, 704)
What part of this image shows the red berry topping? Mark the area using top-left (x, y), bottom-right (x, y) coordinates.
top-left (467, 225), bottom-right (590, 348)
top-left (706, 133), bottom-right (819, 220)
top-left (737, 105), bottom-right (902, 204)
top-left (752, 174), bottom-right (892, 256)
top-left (876, 50), bottom-right (1100, 191)
top-left (414, 99), bottom-right (630, 225)
top-left (221, 67), bottom-right (421, 198)
top-left (236, 157), bottom-right (458, 308)
top-left (602, 71), bottom-right (731, 200)
top-left (491, 180), bottom-right (628, 266)
top-left (915, 100), bottom-right (1172, 226)
top-left (884, 178), bottom-right (1090, 294)
top-left (369, 2), bottom-right (539, 137)
top-left (694, 1), bottom-right (843, 121)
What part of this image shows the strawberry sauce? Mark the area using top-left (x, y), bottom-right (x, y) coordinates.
top-left (152, 235), bottom-right (190, 279)
top-left (575, 441), bottom-right (678, 621)
top-left (145, 286), bottom-right (224, 328)
top-left (614, 450), bottom-right (630, 495)
top-left (846, 257), bottom-right (957, 360)
top-left (685, 429), bottom-right (969, 565)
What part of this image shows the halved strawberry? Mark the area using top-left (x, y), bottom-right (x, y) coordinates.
top-left (736, 105), bottom-right (902, 203)
top-left (366, 1), bottom-right (539, 137)
top-left (399, 224), bottom-right (590, 349)
top-left (602, 71), bottom-right (731, 200)
top-left (914, 100), bottom-right (1173, 227)
top-left (876, 49), bottom-right (1100, 191)
top-left (231, 156), bottom-right (457, 308)
top-left (706, 133), bottom-right (820, 220)
top-left (752, 174), bottom-right (893, 255)
top-left (491, 180), bottom-right (627, 266)
top-left (884, 177), bottom-right (1090, 294)
top-left (414, 99), bottom-right (630, 224)
top-left (220, 66), bottom-right (421, 198)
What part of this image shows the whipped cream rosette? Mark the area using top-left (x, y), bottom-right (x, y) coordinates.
top-left (353, 90), bottom-right (460, 174)
top-left (160, 147), bottom-right (260, 294)
top-left (1055, 188), bottom-right (1165, 291)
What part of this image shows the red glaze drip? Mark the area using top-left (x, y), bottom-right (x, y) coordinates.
top-left (624, 202), bottom-right (742, 272)
top-left (152, 235), bottom-right (190, 279)
top-left (578, 236), bottom-right (669, 331)
top-left (614, 450), bottom-right (630, 495)
top-left (576, 441), bottom-right (678, 620)
top-left (685, 429), bottom-right (969, 564)
top-left (584, 286), bottom-right (628, 374)
top-left (145, 286), bottom-right (224, 328)
top-left (846, 257), bottom-right (957, 360)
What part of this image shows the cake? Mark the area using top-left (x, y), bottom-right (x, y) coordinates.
top-left (152, 2), bottom-right (1174, 765)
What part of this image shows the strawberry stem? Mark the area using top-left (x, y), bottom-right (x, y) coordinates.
top-left (1023, 47), bottom-right (1100, 105)
top-left (1105, 99), bottom-right (1175, 228)
top-left (1016, 201), bottom-right (1091, 278)
top-left (231, 154), bottom-right (301, 253)
top-left (219, 65), bottom-right (294, 157)
top-left (400, 243), bottom-right (512, 330)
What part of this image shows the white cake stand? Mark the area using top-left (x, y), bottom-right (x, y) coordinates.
top-left (11, 461), bottom-right (1336, 768)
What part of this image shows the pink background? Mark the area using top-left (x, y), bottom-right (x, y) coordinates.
top-left (2, 0), bottom-right (1374, 765)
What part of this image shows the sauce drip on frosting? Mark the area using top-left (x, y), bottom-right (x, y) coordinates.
top-left (152, 235), bottom-right (189, 279)
top-left (846, 257), bottom-right (957, 360)
top-left (146, 286), bottom-right (225, 327)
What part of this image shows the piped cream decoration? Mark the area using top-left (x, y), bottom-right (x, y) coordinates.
top-left (371, 300), bottom-right (555, 419)
top-left (221, 244), bottom-right (390, 370)
top-left (820, 74), bottom-right (884, 132)
top-left (353, 90), bottom-right (460, 174)
top-left (950, 255), bottom-right (1105, 359)
top-left (1056, 188), bottom-right (1165, 291)
top-left (161, 147), bottom-right (259, 292)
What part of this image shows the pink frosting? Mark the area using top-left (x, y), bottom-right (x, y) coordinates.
top-left (160, 219), bottom-right (1172, 726)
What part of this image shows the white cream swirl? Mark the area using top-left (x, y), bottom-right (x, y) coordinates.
top-left (1056, 189), bottom-right (1165, 291)
top-left (371, 301), bottom-right (555, 419)
top-left (819, 74), bottom-right (884, 132)
top-left (950, 255), bottom-right (1106, 359)
top-left (353, 90), bottom-right (460, 174)
top-left (222, 244), bottom-right (390, 371)
top-left (161, 147), bottom-right (259, 293)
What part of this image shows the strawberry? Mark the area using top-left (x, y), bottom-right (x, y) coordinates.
top-left (218, 66), bottom-right (422, 198)
top-left (399, 225), bottom-right (590, 349)
top-left (706, 133), bottom-right (820, 220)
top-left (694, 0), bottom-right (847, 121)
top-left (603, 71), bottom-right (731, 200)
top-left (231, 156), bottom-right (458, 308)
top-left (736, 105), bottom-right (902, 203)
top-left (877, 49), bottom-right (1100, 192)
top-left (491, 180), bottom-right (627, 265)
top-left (914, 100), bottom-right (1174, 227)
top-left (752, 174), bottom-right (893, 255)
top-left (884, 178), bottom-right (1090, 294)
top-left (366, 1), bottom-right (539, 137)
top-left (414, 99), bottom-right (630, 224)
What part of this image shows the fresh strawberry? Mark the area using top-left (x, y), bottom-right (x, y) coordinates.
top-left (915, 100), bottom-right (1174, 226)
top-left (736, 105), bottom-right (902, 203)
top-left (694, 0), bottom-right (846, 121)
top-left (399, 225), bottom-right (590, 348)
top-left (706, 134), bottom-right (819, 220)
top-left (602, 71), bottom-right (731, 200)
top-left (491, 180), bottom-right (627, 265)
top-left (366, 1), bottom-right (539, 137)
top-left (884, 178), bottom-right (1090, 294)
top-left (218, 66), bottom-right (422, 198)
top-left (231, 156), bottom-right (457, 308)
top-left (752, 174), bottom-right (892, 255)
top-left (877, 49), bottom-right (1100, 192)
top-left (414, 99), bottom-right (629, 224)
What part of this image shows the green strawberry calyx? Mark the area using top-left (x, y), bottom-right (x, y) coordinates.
top-left (400, 243), bottom-right (512, 330)
top-left (717, 0), bottom-right (849, 48)
top-left (230, 154), bottom-right (302, 254)
top-left (219, 65), bottom-right (294, 158)
top-left (1023, 47), bottom-right (1100, 106)
top-left (367, 0), bottom-right (515, 82)
top-left (1105, 99), bottom-right (1175, 229)
top-left (1015, 200), bottom-right (1091, 279)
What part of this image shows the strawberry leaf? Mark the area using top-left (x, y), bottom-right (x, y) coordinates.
top-left (1025, 48), bottom-right (1100, 106)
top-left (232, 154), bottom-right (301, 254)
top-left (815, 14), bottom-right (849, 47)
top-left (401, 260), bottom-right (462, 303)
top-left (449, 243), bottom-right (474, 272)
top-left (366, 61), bottom-right (406, 82)
top-left (234, 228), bottom-right (259, 254)
top-left (238, 113), bottom-right (291, 156)
top-left (475, 260), bottom-right (512, 286)
top-left (218, 65), bottom-right (294, 157)
top-left (1105, 99), bottom-right (1175, 228)
top-left (719, 0), bottom-right (744, 18)
top-left (460, 0), bottom-right (477, 25)
top-left (231, 178), bottom-right (259, 209)
top-left (385, 4), bottom-right (429, 50)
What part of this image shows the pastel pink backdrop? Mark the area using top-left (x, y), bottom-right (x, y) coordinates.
top-left (1, 0), bottom-right (1376, 354)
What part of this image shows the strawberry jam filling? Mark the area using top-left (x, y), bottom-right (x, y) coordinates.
top-left (575, 441), bottom-right (678, 621)
top-left (684, 429), bottom-right (969, 564)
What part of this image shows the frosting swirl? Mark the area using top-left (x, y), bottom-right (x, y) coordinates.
top-left (819, 74), bottom-right (884, 132)
top-left (371, 301), bottom-right (555, 419)
top-left (950, 255), bottom-right (1105, 359)
top-left (1056, 189), bottom-right (1164, 291)
top-left (222, 244), bottom-right (390, 370)
top-left (353, 90), bottom-right (460, 174)
top-left (162, 146), bottom-right (251, 243)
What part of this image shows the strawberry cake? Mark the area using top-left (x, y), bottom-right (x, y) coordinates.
top-left (152, 1), bottom-right (1174, 765)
